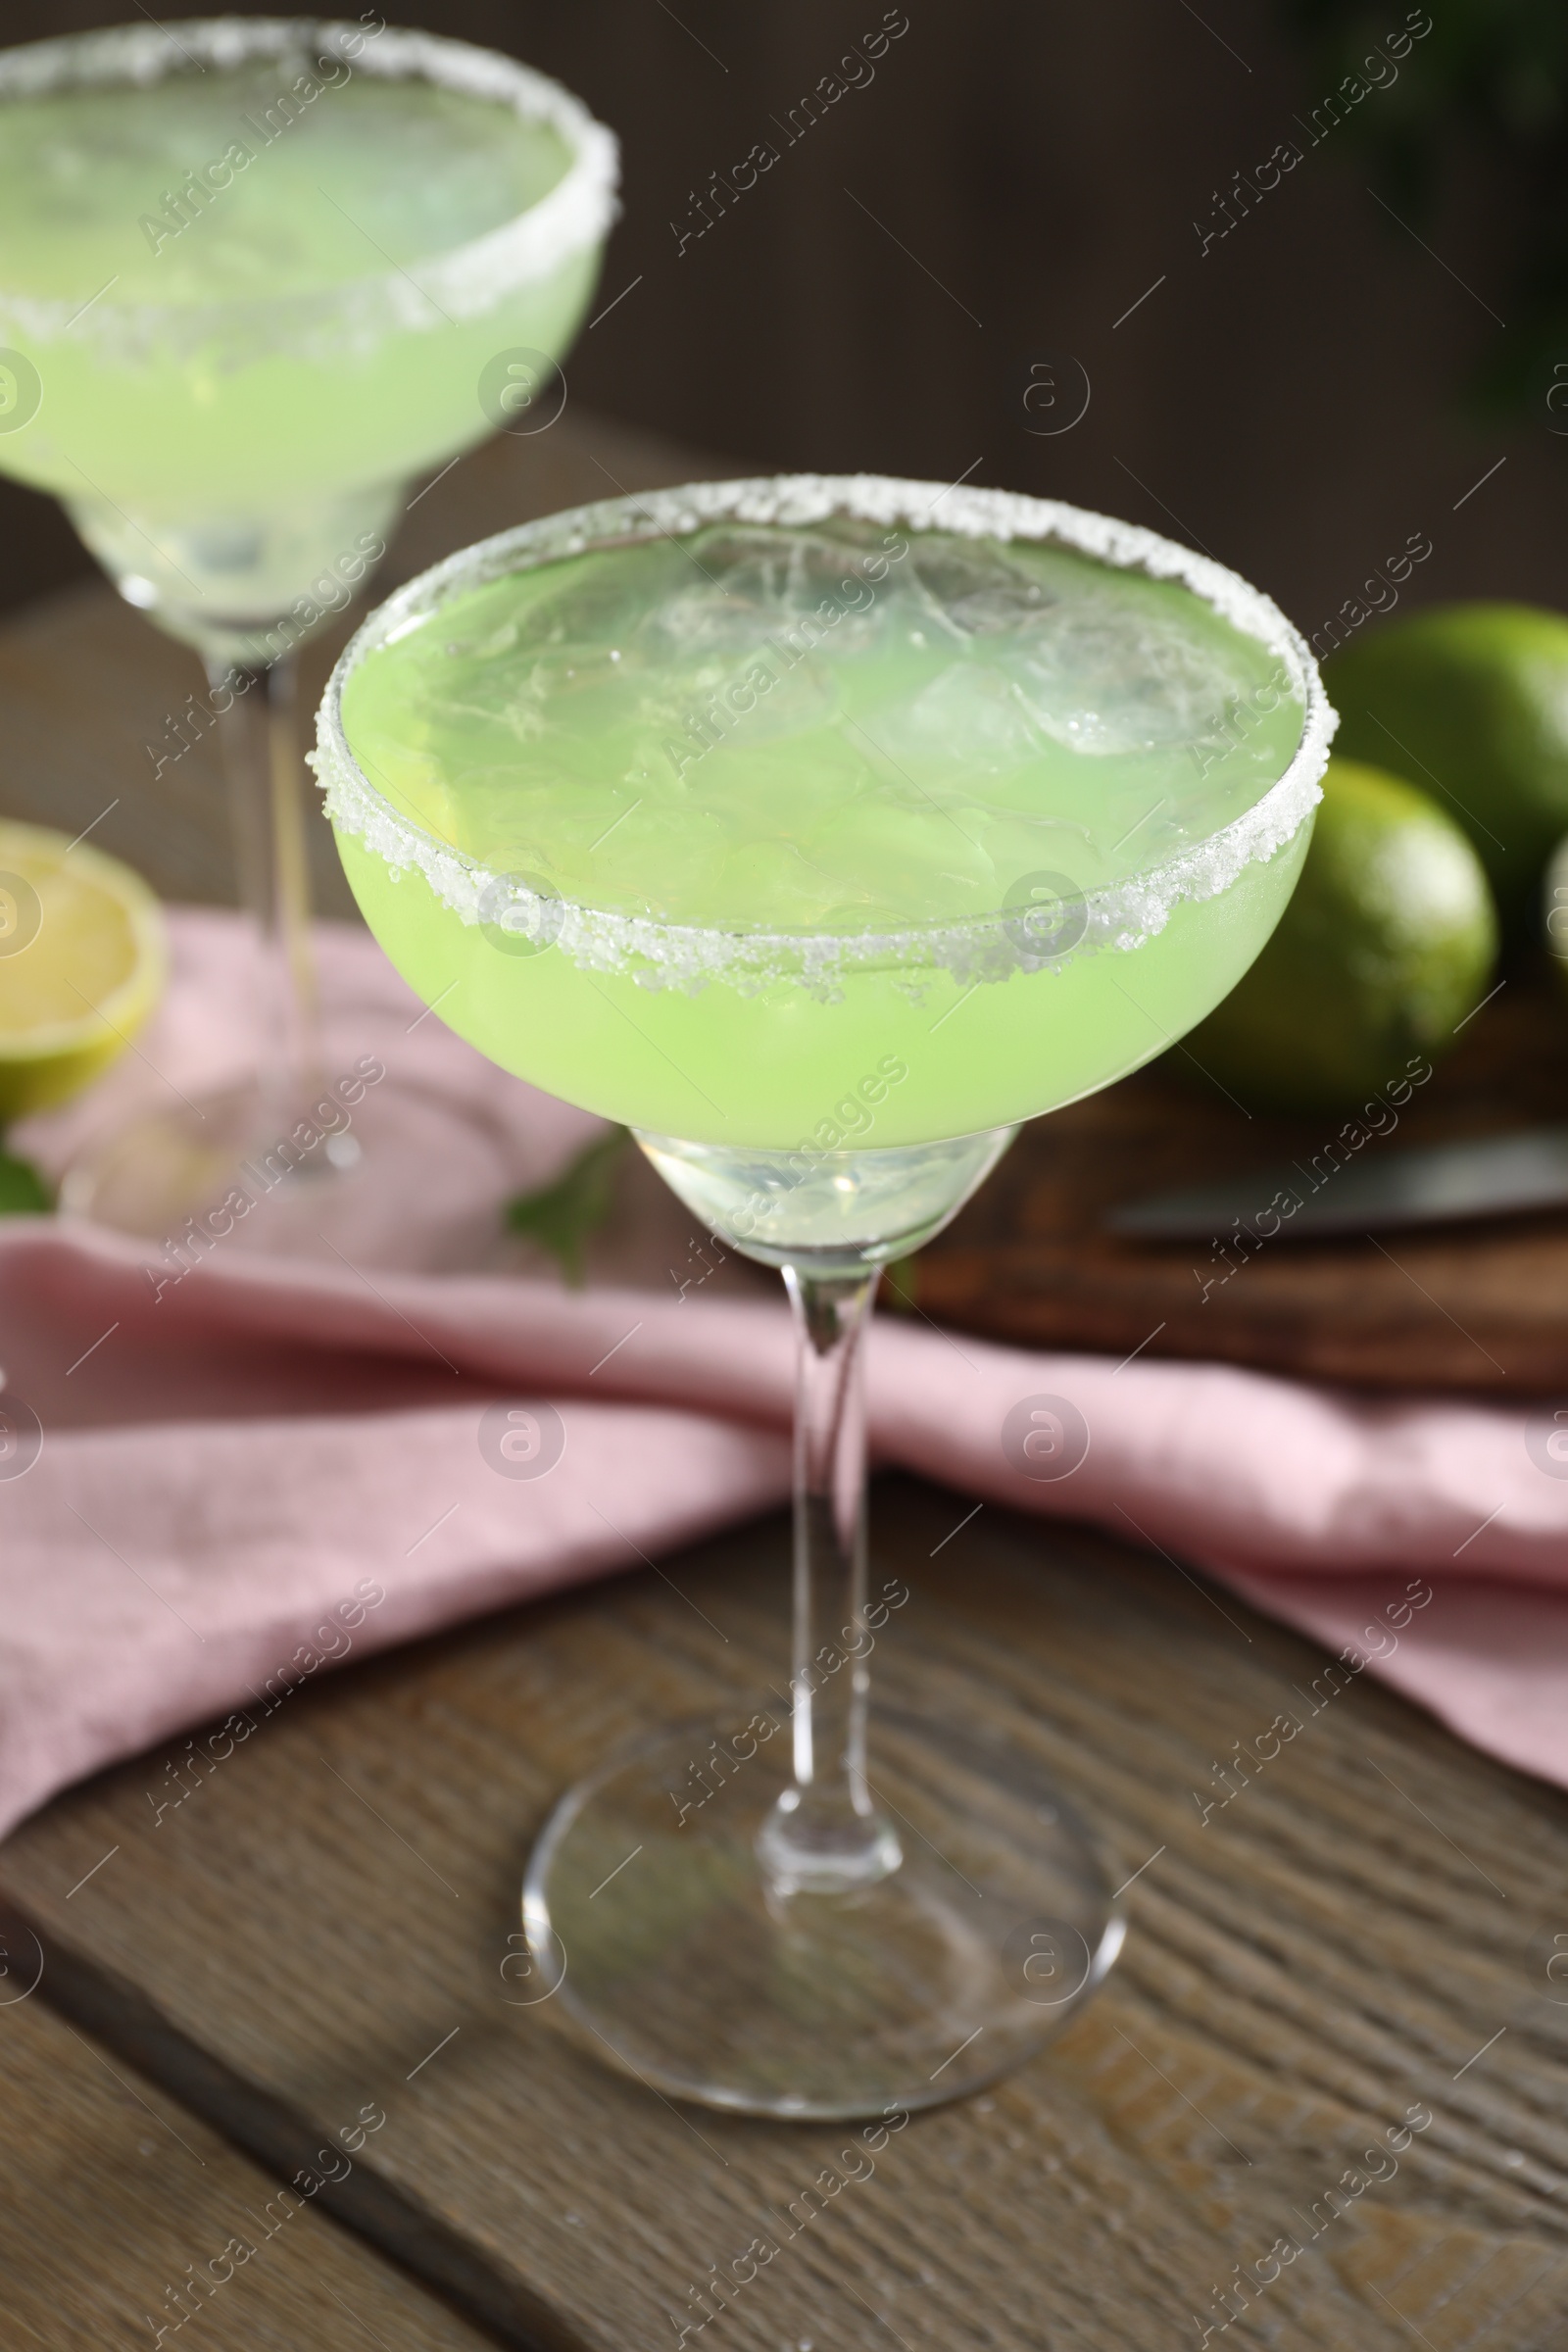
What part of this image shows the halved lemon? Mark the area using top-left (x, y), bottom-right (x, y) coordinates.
top-left (0, 818), bottom-right (167, 1122)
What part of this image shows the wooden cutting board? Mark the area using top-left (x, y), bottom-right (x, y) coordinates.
top-left (898, 966), bottom-right (1568, 1393)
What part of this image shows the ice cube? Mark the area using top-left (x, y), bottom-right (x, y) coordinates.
top-left (859, 662), bottom-right (1046, 791)
top-left (650, 526), bottom-right (888, 662)
top-left (1002, 596), bottom-right (1249, 756)
top-left (905, 537), bottom-right (1056, 642)
top-left (636, 646), bottom-right (840, 773)
top-left (637, 582), bottom-right (776, 663)
top-left (511, 543), bottom-right (689, 657)
top-left (685, 524), bottom-right (884, 609)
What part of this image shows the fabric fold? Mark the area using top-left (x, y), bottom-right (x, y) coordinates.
top-left (3, 908), bottom-right (1565, 1841)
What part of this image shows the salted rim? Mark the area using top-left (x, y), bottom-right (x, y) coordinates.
top-left (0, 19), bottom-right (618, 346)
top-left (311, 473), bottom-right (1338, 995)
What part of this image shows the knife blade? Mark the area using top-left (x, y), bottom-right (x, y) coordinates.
top-left (1105, 1126), bottom-right (1568, 1241)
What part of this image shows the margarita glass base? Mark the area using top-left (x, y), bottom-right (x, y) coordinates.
top-left (523, 1706), bottom-right (1123, 2120)
top-left (518, 1124), bottom-right (1124, 2116)
top-left (59, 1073), bottom-right (526, 1272)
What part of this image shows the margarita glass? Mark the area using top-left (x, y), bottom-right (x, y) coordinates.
top-left (315, 475), bottom-right (1334, 2116)
top-left (0, 18), bottom-right (615, 1250)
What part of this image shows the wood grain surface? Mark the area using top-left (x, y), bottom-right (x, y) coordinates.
top-left (4, 1480), bottom-right (1567, 2352)
top-left (0, 1948), bottom-right (497, 2349)
top-left (903, 971), bottom-right (1568, 1394)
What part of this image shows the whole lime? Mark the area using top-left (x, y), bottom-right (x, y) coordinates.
top-left (1325, 602), bottom-right (1568, 935)
top-left (1185, 758), bottom-right (1497, 1112)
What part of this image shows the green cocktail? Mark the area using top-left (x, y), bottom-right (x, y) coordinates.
top-left (0, 18), bottom-right (614, 642)
top-left (0, 18), bottom-right (615, 1248)
top-left (327, 485), bottom-right (1313, 1151)
top-left (317, 476), bottom-right (1335, 2117)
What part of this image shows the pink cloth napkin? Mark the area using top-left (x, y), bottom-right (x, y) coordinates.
top-left (3, 908), bottom-right (1568, 1844)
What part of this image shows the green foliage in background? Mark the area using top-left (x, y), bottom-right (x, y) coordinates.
top-left (1285, 0), bottom-right (1568, 416)
top-left (506, 1127), bottom-right (627, 1286)
top-left (0, 1143), bottom-right (49, 1214)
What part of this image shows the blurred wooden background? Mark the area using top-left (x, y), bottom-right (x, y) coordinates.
top-left (0, 0), bottom-right (1556, 641)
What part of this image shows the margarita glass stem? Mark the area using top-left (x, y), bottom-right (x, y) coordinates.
top-left (210, 653), bottom-right (321, 1131)
top-left (758, 1265), bottom-right (902, 1894)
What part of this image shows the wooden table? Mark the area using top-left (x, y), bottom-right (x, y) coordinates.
top-left (4, 419), bottom-right (1568, 2351)
top-left (0, 1988), bottom-right (494, 2350)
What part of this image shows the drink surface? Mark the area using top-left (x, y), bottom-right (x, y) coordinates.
top-left (342, 520), bottom-right (1302, 934)
top-left (327, 505), bottom-right (1321, 1148)
top-left (0, 64), bottom-right (570, 309)
top-left (0, 29), bottom-right (609, 540)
